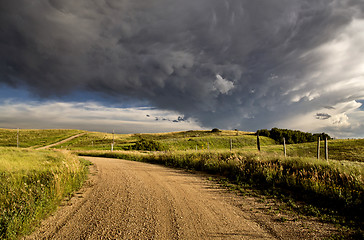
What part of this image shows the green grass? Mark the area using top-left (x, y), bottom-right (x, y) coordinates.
top-left (263, 139), bottom-right (364, 162)
top-left (0, 129), bottom-right (84, 148)
top-left (158, 135), bottom-right (275, 150)
top-left (0, 148), bottom-right (90, 239)
top-left (53, 130), bottom-right (276, 151)
top-left (53, 131), bottom-right (136, 150)
top-left (11, 129), bottom-right (361, 163)
top-left (130, 130), bottom-right (277, 151)
top-left (56, 130), bottom-right (364, 163)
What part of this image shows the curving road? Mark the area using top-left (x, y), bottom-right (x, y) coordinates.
top-left (26, 157), bottom-right (335, 239)
top-left (36, 133), bottom-right (86, 150)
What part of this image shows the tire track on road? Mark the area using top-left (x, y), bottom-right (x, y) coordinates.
top-left (36, 133), bottom-right (86, 150)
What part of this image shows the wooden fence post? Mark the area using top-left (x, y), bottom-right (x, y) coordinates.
top-left (230, 139), bottom-right (232, 151)
top-left (283, 137), bottom-right (286, 157)
top-left (112, 129), bottom-right (115, 146)
top-left (257, 135), bottom-right (261, 151)
top-left (325, 138), bottom-right (328, 160)
top-left (111, 129), bottom-right (115, 152)
top-left (17, 128), bottom-right (19, 148)
top-left (317, 137), bottom-right (320, 159)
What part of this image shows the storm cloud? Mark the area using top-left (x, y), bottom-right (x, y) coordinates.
top-left (316, 113), bottom-right (332, 120)
top-left (1, 0), bottom-right (364, 136)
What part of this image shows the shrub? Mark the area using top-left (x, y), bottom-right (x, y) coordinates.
top-left (211, 128), bottom-right (221, 133)
top-left (133, 139), bottom-right (165, 151)
top-left (0, 148), bottom-right (90, 239)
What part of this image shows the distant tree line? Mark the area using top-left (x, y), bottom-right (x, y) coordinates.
top-left (256, 128), bottom-right (331, 144)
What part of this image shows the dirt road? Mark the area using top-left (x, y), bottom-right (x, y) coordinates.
top-left (36, 133), bottom-right (85, 150)
top-left (26, 157), bottom-right (336, 239)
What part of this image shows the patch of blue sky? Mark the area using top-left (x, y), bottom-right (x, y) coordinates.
top-left (358, 100), bottom-right (364, 110)
top-left (0, 85), bottom-right (149, 109)
top-left (0, 85), bottom-right (31, 100)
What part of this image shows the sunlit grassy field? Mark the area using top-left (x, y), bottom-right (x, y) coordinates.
top-left (52, 130), bottom-right (364, 162)
top-left (53, 130), bottom-right (276, 151)
top-left (52, 131), bottom-right (136, 150)
top-left (0, 148), bottom-right (90, 239)
top-left (0, 129), bottom-right (83, 148)
top-left (261, 139), bottom-right (364, 162)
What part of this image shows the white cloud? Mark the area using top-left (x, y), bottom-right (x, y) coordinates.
top-left (0, 100), bottom-right (202, 133)
top-left (272, 18), bottom-right (364, 138)
top-left (284, 19), bottom-right (364, 105)
top-left (304, 19), bottom-right (364, 95)
top-left (275, 100), bottom-right (364, 138)
top-left (213, 74), bottom-right (235, 94)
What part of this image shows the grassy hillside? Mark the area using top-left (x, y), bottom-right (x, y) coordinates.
top-left (0, 129), bottom-right (83, 148)
top-left (51, 129), bottom-right (364, 162)
top-left (52, 131), bottom-right (136, 150)
top-left (158, 135), bottom-right (275, 151)
top-left (53, 130), bottom-right (276, 151)
top-left (0, 148), bottom-right (90, 239)
top-left (262, 139), bottom-right (364, 162)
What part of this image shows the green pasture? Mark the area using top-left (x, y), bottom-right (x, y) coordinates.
top-left (52, 131), bottom-right (136, 150)
top-left (52, 130), bottom-right (276, 151)
top-left (0, 129), bottom-right (83, 148)
top-left (262, 139), bottom-right (364, 162)
top-left (50, 129), bottom-right (364, 163)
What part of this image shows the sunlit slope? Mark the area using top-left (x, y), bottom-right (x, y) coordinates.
top-left (53, 130), bottom-right (277, 151)
top-left (262, 139), bottom-right (364, 162)
top-left (0, 129), bottom-right (83, 148)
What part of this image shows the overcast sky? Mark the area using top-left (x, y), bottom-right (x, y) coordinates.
top-left (1, 0), bottom-right (364, 138)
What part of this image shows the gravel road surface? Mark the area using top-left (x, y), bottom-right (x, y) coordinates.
top-left (26, 156), bottom-right (336, 239)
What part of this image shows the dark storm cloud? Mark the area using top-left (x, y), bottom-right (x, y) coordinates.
top-left (315, 113), bottom-right (331, 120)
top-left (1, 0), bottom-right (364, 132)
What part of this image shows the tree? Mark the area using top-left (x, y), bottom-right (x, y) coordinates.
top-left (256, 128), bottom-right (331, 144)
top-left (211, 128), bottom-right (221, 133)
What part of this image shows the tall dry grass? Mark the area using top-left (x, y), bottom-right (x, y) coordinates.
top-left (0, 148), bottom-right (90, 239)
